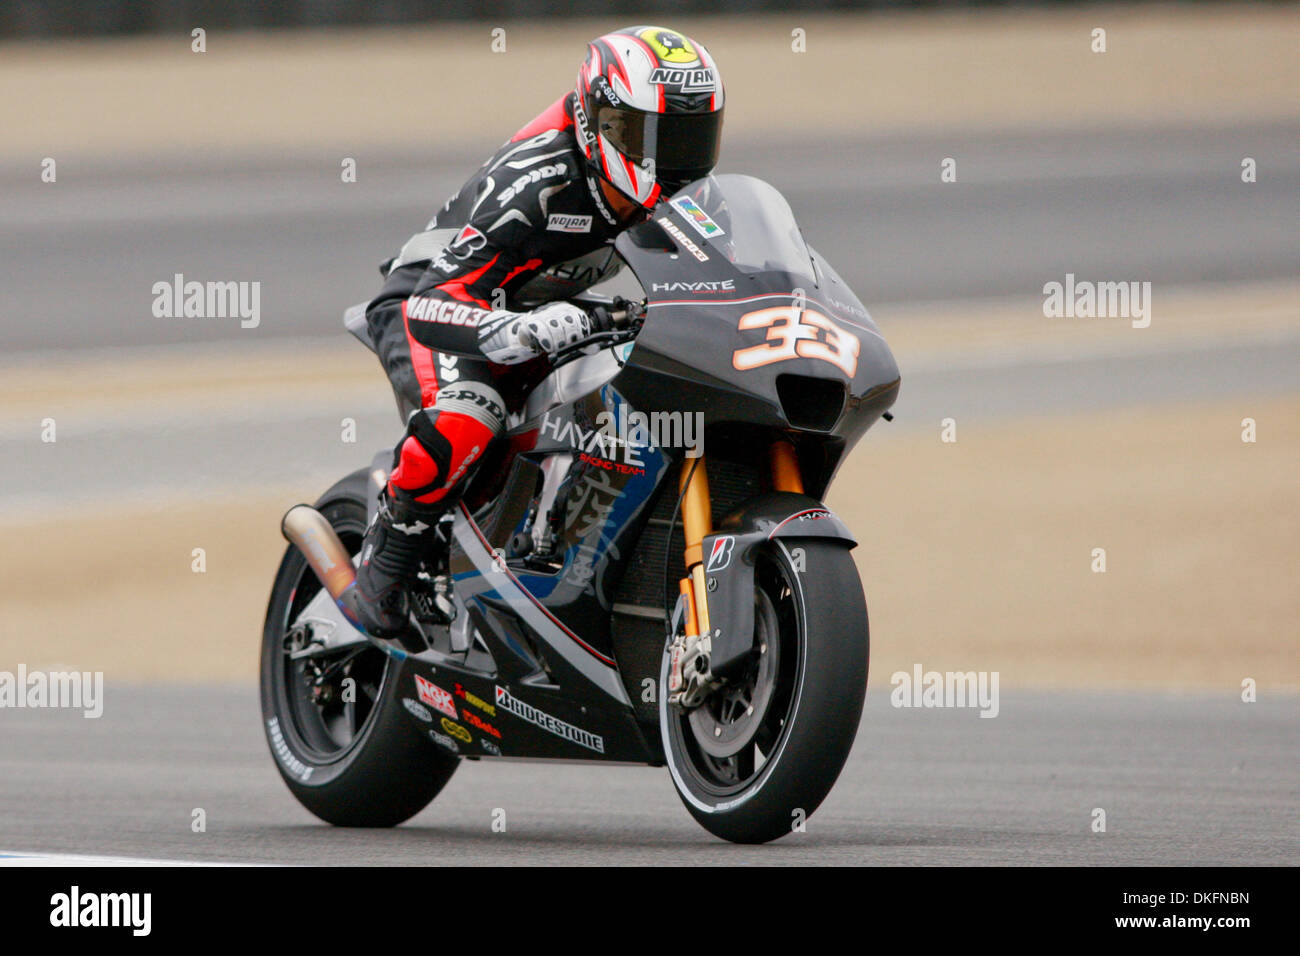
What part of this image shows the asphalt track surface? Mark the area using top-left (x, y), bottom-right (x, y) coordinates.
top-left (0, 686), bottom-right (1294, 865)
top-left (2, 122), bottom-right (1298, 351)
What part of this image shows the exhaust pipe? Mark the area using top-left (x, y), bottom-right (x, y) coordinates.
top-left (281, 504), bottom-right (365, 631)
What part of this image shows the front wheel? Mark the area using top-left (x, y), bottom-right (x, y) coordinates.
top-left (661, 539), bottom-right (868, 844)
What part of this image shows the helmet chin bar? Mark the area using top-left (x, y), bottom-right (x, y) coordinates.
top-left (596, 137), bottom-right (660, 210)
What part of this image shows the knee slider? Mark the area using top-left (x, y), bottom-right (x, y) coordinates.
top-left (392, 381), bottom-right (505, 504)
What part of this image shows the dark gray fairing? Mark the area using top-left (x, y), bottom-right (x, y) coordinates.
top-left (613, 174), bottom-right (900, 497)
top-left (701, 492), bottom-right (857, 677)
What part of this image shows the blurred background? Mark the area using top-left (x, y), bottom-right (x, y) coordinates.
top-left (1, 0), bottom-right (1296, 691)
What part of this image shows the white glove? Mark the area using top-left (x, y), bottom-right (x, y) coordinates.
top-left (479, 302), bottom-right (594, 365)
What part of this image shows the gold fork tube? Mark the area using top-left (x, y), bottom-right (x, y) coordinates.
top-left (678, 455), bottom-right (712, 636)
top-left (770, 440), bottom-right (805, 493)
top-left (679, 455), bottom-right (711, 569)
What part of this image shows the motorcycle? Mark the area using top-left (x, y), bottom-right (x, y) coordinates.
top-left (261, 174), bottom-right (900, 844)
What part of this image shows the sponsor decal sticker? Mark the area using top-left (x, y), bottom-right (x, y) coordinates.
top-left (454, 682), bottom-right (496, 717)
top-left (429, 729), bottom-right (460, 753)
top-left (656, 216), bottom-right (709, 262)
top-left (449, 224), bottom-right (486, 259)
top-left (441, 717), bottom-right (473, 743)
top-left (651, 279), bottom-right (734, 293)
top-left (592, 75), bottom-right (622, 106)
top-left (415, 674), bottom-right (458, 720)
top-left (480, 739), bottom-right (502, 756)
top-left (577, 451), bottom-right (645, 476)
top-left (766, 507), bottom-right (840, 540)
top-left (402, 698), bottom-right (433, 723)
top-left (462, 709), bottom-right (502, 739)
top-left (648, 66), bottom-right (716, 93)
top-left (438, 385), bottom-right (506, 423)
top-left (547, 213), bottom-right (593, 233)
top-left (586, 175), bottom-right (618, 224)
top-left (670, 195), bottom-right (725, 239)
top-left (495, 686), bottom-right (604, 753)
top-left (541, 411), bottom-right (645, 467)
top-left (573, 100), bottom-right (597, 147)
top-left (705, 535), bottom-right (735, 572)
top-left (497, 163), bottom-right (567, 205)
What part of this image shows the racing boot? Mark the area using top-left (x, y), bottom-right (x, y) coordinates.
top-left (353, 487), bottom-right (442, 644)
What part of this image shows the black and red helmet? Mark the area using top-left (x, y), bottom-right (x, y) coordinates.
top-left (574, 26), bottom-right (725, 209)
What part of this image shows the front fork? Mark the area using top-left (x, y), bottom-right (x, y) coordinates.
top-left (667, 440), bottom-right (804, 708)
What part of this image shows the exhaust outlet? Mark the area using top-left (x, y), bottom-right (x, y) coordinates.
top-left (281, 504), bottom-right (365, 630)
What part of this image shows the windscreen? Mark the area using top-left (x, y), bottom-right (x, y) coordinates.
top-left (656, 174), bottom-right (817, 280)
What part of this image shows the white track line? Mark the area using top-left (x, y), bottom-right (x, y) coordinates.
top-left (0, 849), bottom-right (252, 867)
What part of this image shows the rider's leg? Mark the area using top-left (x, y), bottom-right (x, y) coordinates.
top-left (354, 375), bottom-right (506, 637)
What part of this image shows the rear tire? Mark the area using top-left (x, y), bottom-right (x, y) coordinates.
top-left (661, 539), bottom-right (868, 844)
top-left (259, 469), bottom-right (458, 827)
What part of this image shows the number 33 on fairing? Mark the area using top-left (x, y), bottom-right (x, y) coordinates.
top-left (732, 305), bottom-right (861, 377)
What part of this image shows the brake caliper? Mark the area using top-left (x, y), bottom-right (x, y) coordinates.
top-left (668, 627), bottom-right (717, 711)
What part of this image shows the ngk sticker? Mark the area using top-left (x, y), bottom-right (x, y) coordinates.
top-left (415, 674), bottom-right (458, 720)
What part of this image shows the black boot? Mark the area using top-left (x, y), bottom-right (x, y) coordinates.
top-left (354, 490), bottom-right (440, 639)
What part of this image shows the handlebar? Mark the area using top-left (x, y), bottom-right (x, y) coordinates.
top-left (588, 297), bottom-right (645, 332)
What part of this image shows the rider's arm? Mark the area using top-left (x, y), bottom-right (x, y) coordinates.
top-left (368, 139), bottom-right (605, 366)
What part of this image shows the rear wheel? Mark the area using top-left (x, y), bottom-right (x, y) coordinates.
top-left (661, 539), bottom-right (868, 844)
top-left (259, 470), bottom-right (458, 826)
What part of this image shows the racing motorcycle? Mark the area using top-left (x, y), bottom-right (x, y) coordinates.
top-left (261, 174), bottom-right (900, 844)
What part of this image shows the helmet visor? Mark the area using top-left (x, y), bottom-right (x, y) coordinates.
top-left (595, 104), bottom-right (723, 184)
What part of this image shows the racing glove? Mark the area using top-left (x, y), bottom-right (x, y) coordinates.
top-left (479, 301), bottom-right (597, 365)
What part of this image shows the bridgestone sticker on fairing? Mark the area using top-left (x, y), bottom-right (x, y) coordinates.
top-left (495, 686), bottom-right (604, 753)
top-left (705, 535), bottom-right (735, 572)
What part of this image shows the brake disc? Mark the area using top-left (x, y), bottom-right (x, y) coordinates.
top-left (688, 590), bottom-right (781, 759)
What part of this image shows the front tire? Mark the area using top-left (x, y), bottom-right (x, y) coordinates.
top-left (661, 539), bottom-right (868, 844)
top-left (259, 469), bottom-right (458, 827)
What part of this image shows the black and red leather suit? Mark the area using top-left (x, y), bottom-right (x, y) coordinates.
top-left (366, 93), bottom-right (638, 511)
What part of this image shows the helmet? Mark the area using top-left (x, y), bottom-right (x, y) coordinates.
top-left (574, 26), bottom-right (725, 210)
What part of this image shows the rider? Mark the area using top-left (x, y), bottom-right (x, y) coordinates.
top-left (354, 26), bottom-right (726, 638)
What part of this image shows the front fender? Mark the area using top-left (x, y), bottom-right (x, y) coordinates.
top-left (701, 493), bottom-right (857, 677)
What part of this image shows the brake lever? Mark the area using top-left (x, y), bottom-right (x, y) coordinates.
top-left (550, 328), bottom-right (640, 369)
